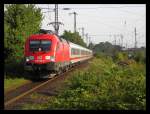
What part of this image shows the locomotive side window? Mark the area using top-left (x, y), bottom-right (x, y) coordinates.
top-left (71, 48), bottom-right (74, 55)
top-left (76, 49), bottom-right (80, 55)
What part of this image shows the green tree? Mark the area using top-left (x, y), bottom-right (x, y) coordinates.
top-left (4, 4), bottom-right (42, 63)
top-left (88, 42), bottom-right (95, 49)
top-left (61, 30), bottom-right (87, 47)
top-left (93, 42), bottom-right (122, 56)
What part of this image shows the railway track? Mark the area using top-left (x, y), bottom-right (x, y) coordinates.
top-left (4, 76), bottom-right (57, 107)
top-left (4, 60), bottom-right (90, 109)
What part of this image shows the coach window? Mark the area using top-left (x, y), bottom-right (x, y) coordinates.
top-left (79, 49), bottom-right (81, 55)
top-left (76, 49), bottom-right (78, 55)
top-left (82, 50), bottom-right (84, 55)
top-left (83, 51), bottom-right (85, 55)
top-left (74, 49), bottom-right (77, 55)
top-left (71, 48), bottom-right (73, 55)
top-left (71, 48), bottom-right (74, 55)
top-left (78, 49), bottom-right (80, 55)
top-left (74, 48), bottom-right (76, 55)
top-left (81, 50), bottom-right (83, 55)
top-left (76, 49), bottom-right (79, 55)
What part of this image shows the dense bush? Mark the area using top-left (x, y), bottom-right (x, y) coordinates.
top-left (46, 57), bottom-right (146, 110)
top-left (133, 51), bottom-right (146, 63)
top-left (93, 42), bottom-right (122, 57)
top-left (113, 52), bottom-right (128, 62)
top-left (94, 52), bottom-right (103, 58)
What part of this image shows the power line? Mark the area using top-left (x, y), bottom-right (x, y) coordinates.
top-left (47, 4), bottom-right (64, 35)
top-left (58, 5), bottom-right (144, 10)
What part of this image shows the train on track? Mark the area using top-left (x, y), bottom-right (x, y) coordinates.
top-left (24, 29), bottom-right (93, 78)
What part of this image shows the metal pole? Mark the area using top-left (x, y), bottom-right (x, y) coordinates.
top-left (124, 20), bottom-right (126, 47)
top-left (74, 12), bottom-right (76, 33)
top-left (55, 4), bottom-right (58, 35)
top-left (135, 27), bottom-right (137, 48)
top-left (114, 35), bottom-right (116, 45)
top-left (81, 27), bottom-right (84, 39)
top-left (121, 34), bottom-right (123, 47)
top-left (89, 37), bottom-right (91, 44)
top-left (85, 33), bottom-right (88, 46)
top-left (47, 4), bottom-right (65, 35)
top-left (79, 27), bottom-right (84, 39)
top-left (69, 12), bottom-right (77, 33)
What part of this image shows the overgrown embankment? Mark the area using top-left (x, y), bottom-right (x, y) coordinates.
top-left (23, 54), bottom-right (146, 110)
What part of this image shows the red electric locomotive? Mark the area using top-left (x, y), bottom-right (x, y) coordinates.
top-left (24, 29), bottom-right (92, 78)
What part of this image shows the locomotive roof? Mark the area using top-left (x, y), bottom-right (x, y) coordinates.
top-left (39, 29), bottom-right (55, 34)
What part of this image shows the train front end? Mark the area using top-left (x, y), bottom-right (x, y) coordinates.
top-left (24, 34), bottom-right (58, 74)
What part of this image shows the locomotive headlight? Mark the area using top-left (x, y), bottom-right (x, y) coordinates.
top-left (45, 56), bottom-right (50, 60)
top-left (26, 56), bottom-right (34, 61)
top-left (26, 58), bottom-right (29, 62)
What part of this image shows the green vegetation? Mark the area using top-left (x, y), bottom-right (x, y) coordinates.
top-left (93, 42), bottom-right (122, 57)
top-left (23, 103), bottom-right (47, 110)
top-left (4, 78), bottom-right (28, 92)
top-left (61, 30), bottom-right (87, 47)
top-left (22, 54), bottom-right (146, 110)
top-left (133, 49), bottom-right (146, 63)
top-left (88, 42), bottom-right (95, 50)
top-left (113, 52), bottom-right (128, 62)
top-left (22, 93), bottom-right (54, 110)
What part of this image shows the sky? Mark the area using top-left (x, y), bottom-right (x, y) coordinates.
top-left (37, 4), bottom-right (146, 48)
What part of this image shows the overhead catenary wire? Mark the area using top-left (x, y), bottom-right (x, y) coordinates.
top-left (40, 6), bottom-right (145, 34)
top-left (38, 4), bottom-right (145, 48)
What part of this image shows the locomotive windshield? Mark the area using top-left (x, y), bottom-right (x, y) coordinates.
top-left (30, 40), bottom-right (51, 52)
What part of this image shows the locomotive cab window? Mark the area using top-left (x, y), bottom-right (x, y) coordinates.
top-left (30, 40), bottom-right (51, 52)
top-left (41, 40), bottom-right (51, 51)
